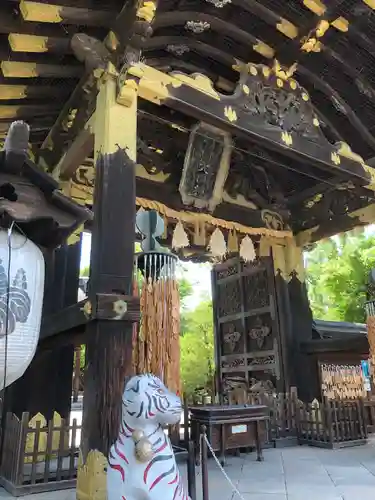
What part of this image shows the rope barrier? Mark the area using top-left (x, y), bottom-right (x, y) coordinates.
top-left (199, 431), bottom-right (247, 500)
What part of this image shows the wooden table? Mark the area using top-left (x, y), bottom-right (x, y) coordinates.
top-left (189, 404), bottom-right (269, 466)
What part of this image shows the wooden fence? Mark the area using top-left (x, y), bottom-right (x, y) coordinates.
top-left (0, 411), bottom-right (80, 496)
top-left (297, 399), bottom-right (368, 448)
top-left (180, 390), bottom-right (370, 450)
top-left (364, 399), bottom-right (375, 434)
top-left (0, 392), bottom-right (372, 494)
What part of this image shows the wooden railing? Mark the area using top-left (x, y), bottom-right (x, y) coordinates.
top-left (178, 390), bottom-right (370, 450)
top-left (0, 391), bottom-right (371, 494)
top-left (0, 412), bottom-right (80, 496)
top-left (297, 399), bottom-right (367, 448)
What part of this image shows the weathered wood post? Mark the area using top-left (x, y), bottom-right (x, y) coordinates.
top-left (76, 63), bottom-right (139, 499)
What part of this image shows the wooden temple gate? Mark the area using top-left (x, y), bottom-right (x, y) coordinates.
top-left (0, 0), bottom-right (375, 497)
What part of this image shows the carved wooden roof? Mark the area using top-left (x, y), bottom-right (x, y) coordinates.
top-left (2, 0), bottom-right (375, 240)
top-left (0, 0), bottom-right (125, 146)
top-left (0, 1), bottom-right (374, 156)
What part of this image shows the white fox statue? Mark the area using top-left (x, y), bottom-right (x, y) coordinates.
top-left (107, 374), bottom-right (190, 500)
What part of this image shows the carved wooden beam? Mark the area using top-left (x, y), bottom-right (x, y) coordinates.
top-left (35, 0), bottom-right (147, 173)
top-left (54, 115), bottom-right (95, 180)
top-left (0, 83), bottom-right (73, 100)
top-left (19, 1), bottom-right (115, 28)
top-left (0, 60), bottom-right (82, 78)
top-left (118, 62), bottom-right (375, 192)
top-left (296, 203), bottom-right (375, 245)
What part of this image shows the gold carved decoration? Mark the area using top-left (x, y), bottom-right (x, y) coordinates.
top-left (261, 210), bottom-right (284, 231)
top-left (276, 19), bottom-right (298, 39)
top-left (331, 152), bottom-right (341, 165)
top-left (301, 37), bottom-right (322, 53)
top-left (123, 64), bottom-right (221, 104)
top-left (253, 41), bottom-right (275, 59)
top-left (272, 60), bottom-right (297, 81)
top-left (81, 300), bottom-right (92, 318)
top-left (303, 0), bottom-right (326, 16)
top-left (172, 72), bottom-right (220, 100)
top-left (76, 450), bottom-right (108, 500)
top-left (281, 131), bottom-right (293, 146)
top-left (136, 0), bottom-right (156, 23)
top-left (305, 193), bottom-right (323, 209)
top-left (224, 106), bottom-right (237, 122)
top-left (316, 20), bottom-right (330, 37)
top-left (336, 142), bottom-right (365, 164)
top-left (331, 17), bottom-right (349, 32)
top-left (117, 78), bottom-right (138, 107)
top-left (335, 142), bottom-right (375, 191)
top-left (364, 0), bottom-right (375, 11)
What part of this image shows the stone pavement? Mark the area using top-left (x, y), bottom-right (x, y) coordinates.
top-left (1, 440), bottom-right (375, 500)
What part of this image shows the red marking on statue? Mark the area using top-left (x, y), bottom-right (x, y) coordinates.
top-left (149, 473), bottom-right (164, 491)
top-left (169, 472), bottom-right (178, 485)
top-left (109, 462), bottom-right (125, 482)
top-left (114, 442), bottom-right (129, 464)
top-left (144, 461), bottom-right (152, 484)
top-left (124, 421), bottom-right (134, 433)
top-left (149, 410), bottom-right (155, 417)
top-left (154, 440), bottom-right (167, 454)
top-left (120, 422), bottom-right (131, 438)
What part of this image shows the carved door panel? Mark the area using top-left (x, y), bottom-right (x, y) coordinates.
top-left (212, 256), bottom-right (284, 397)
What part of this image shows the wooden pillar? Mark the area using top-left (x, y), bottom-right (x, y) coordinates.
top-left (267, 237), bottom-right (319, 401)
top-left (77, 65), bottom-right (138, 499)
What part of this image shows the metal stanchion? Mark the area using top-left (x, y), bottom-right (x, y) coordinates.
top-left (201, 425), bottom-right (209, 500)
top-left (187, 440), bottom-right (196, 500)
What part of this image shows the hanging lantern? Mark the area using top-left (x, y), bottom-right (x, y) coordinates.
top-left (133, 209), bottom-right (181, 394)
top-left (0, 229), bottom-right (45, 390)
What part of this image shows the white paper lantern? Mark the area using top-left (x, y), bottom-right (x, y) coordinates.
top-left (0, 229), bottom-right (45, 390)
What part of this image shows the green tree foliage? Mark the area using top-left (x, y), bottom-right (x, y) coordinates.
top-left (180, 299), bottom-right (215, 397)
top-left (80, 265), bottom-right (90, 277)
top-left (178, 276), bottom-right (194, 307)
top-left (306, 232), bottom-right (375, 323)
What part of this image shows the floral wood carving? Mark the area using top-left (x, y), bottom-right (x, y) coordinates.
top-left (185, 21), bottom-right (210, 33)
top-left (233, 64), bottom-right (328, 144)
top-left (179, 122), bottom-right (232, 211)
top-left (223, 325), bottom-right (241, 352)
top-left (261, 209), bottom-right (284, 231)
top-left (249, 355), bottom-right (275, 367)
top-left (221, 357), bottom-right (245, 369)
top-left (248, 316), bottom-right (271, 348)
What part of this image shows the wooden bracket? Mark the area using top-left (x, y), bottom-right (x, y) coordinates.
top-left (94, 293), bottom-right (140, 322)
